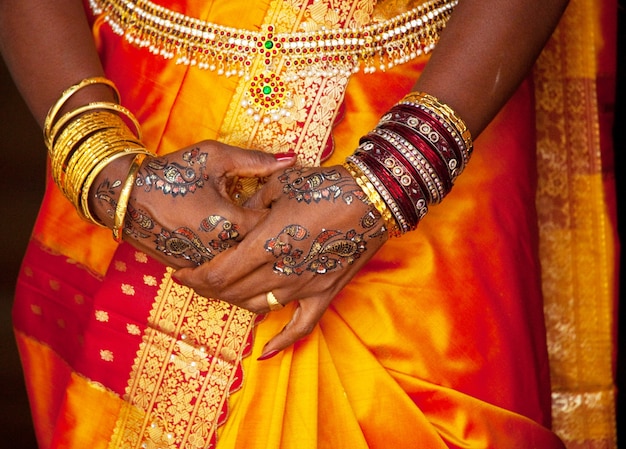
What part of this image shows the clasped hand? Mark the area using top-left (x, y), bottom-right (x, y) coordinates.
top-left (94, 140), bottom-right (388, 357)
top-left (175, 161), bottom-right (389, 358)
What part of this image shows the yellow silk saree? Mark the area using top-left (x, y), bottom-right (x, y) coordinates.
top-left (12, 0), bottom-right (617, 448)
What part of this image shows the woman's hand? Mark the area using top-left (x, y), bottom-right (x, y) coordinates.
top-left (90, 140), bottom-right (295, 268)
top-left (174, 165), bottom-right (389, 357)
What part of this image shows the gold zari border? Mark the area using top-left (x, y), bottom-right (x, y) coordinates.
top-left (534, 0), bottom-right (617, 447)
top-left (108, 268), bottom-right (255, 449)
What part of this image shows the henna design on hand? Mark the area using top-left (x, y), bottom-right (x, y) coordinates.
top-left (264, 225), bottom-right (367, 275)
top-left (279, 167), bottom-right (366, 205)
top-left (154, 215), bottom-right (243, 265)
top-left (94, 178), bottom-right (122, 221)
top-left (200, 215), bottom-right (242, 252)
top-left (136, 148), bottom-right (209, 196)
top-left (155, 227), bottom-right (215, 265)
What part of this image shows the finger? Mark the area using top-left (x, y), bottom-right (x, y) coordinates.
top-left (244, 177), bottom-right (283, 209)
top-left (224, 203), bottom-right (269, 236)
top-left (219, 144), bottom-right (296, 178)
top-left (257, 298), bottom-right (327, 360)
top-left (172, 235), bottom-right (272, 300)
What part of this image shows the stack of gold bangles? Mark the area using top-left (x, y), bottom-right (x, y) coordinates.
top-left (345, 91), bottom-right (473, 236)
top-left (44, 77), bottom-right (155, 241)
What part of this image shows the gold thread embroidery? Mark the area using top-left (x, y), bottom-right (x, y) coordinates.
top-left (30, 304), bottom-right (42, 315)
top-left (95, 310), bottom-right (110, 322)
top-left (101, 349), bottom-right (115, 362)
top-left (534, 0), bottom-right (617, 446)
top-left (121, 284), bottom-right (136, 296)
top-left (143, 275), bottom-right (158, 286)
top-left (135, 252), bottom-right (149, 263)
top-left (127, 324), bottom-right (142, 335)
top-left (109, 268), bottom-right (255, 449)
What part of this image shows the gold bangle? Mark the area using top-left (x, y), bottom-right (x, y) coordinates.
top-left (77, 147), bottom-right (152, 225)
top-left (401, 91), bottom-right (473, 157)
top-left (112, 153), bottom-right (148, 242)
top-left (44, 77), bottom-right (120, 146)
top-left (51, 118), bottom-right (119, 189)
top-left (49, 101), bottom-right (142, 148)
top-left (63, 129), bottom-right (137, 202)
top-left (343, 161), bottom-right (399, 237)
top-left (49, 108), bottom-right (130, 151)
top-left (71, 139), bottom-right (146, 213)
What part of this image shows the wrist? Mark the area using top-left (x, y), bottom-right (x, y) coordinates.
top-left (345, 91), bottom-right (473, 236)
top-left (44, 77), bottom-right (156, 240)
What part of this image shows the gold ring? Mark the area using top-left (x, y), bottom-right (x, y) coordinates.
top-left (266, 291), bottom-right (283, 311)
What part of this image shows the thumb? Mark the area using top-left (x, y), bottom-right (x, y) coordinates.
top-left (226, 149), bottom-right (296, 178)
top-left (171, 265), bottom-right (199, 289)
top-left (257, 299), bottom-right (325, 360)
top-left (244, 178), bottom-right (281, 209)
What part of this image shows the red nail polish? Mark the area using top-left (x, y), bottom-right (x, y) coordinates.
top-left (257, 350), bottom-right (279, 361)
top-left (274, 152), bottom-right (295, 162)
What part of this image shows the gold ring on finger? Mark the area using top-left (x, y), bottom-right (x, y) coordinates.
top-left (266, 291), bottom-right (284, 311)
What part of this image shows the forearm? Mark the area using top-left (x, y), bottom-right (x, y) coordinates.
top-left (0, 0), bottom-right (110, 126)
top-left (414, 0), bottom-right (569, 137)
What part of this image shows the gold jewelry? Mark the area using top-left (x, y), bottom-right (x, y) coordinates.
top-left (343, 160), bottom-right (401, 237)
top-left (266, 291), bottom-right (284, 311)
top-left (78, 146), bottom-right (153, 225)
top-left (89, 0), bottom-right (457, 76)
top-left (400, 91), bottom-right (473, 163)
top-left (112, 153), bottom-right (148, 241)
top-left (44, 77), bottom-right (157, 230)
top-left (44, 77), bottom-right (120, 146)
top-left (49, 101), bottom-right (142, 149)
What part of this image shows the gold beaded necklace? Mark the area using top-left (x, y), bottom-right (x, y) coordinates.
top-left (89, 0), bottom-right (457, 120)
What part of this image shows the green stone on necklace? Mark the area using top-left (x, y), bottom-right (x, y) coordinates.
top-left (264, 40), bottom-right (274, 50)
top-left (262, 85), bottom-right (272, 95)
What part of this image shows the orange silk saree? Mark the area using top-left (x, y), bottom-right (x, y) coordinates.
top-left (12, 0), bottom-right (617, 448)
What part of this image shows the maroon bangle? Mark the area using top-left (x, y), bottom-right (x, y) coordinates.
top-left (356, 138), bottom-right (428, 224)
top-left (376, 121), bottom-right (453, 194)
top-left (369, 127), bottom-right (445, 203)
top-left (397, 100), bottom-right (472, 167)
top-left (355, 150), bottom-right (421, 230)
top-left (364, 129), bottom-right (439, 204)
top-left (359, 133), bottom-right (424, 192)
top-left (381, 104), bottom-right (462, 180)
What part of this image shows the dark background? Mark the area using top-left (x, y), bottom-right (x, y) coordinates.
top-left (0, 3), bottom-right (624, 448)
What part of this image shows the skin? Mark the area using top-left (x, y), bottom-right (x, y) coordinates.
top-left (0, 0), bottom-right (570, 359)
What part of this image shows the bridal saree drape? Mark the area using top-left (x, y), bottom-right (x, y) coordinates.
top-left (12, 0), bottom-right (618, 448)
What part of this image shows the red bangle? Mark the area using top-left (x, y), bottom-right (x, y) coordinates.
top-left (398, 99), bottom-right (472, 167)
top-left (376, 121), bottom-right (453, 194)
top-left (356, 137), bottom-right (428, 225)
top-left (356, 151), bottom-right (420, 230)
top-left (381, 104), bottom-right (463, 180)
top-left (369, 127), bottom-right (445, 204)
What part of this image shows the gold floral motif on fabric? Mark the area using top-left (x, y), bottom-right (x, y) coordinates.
top-left (219, 0), bottom-right (375, 168)
top-left (534, 0), bottom-right (617, 447)
top-left (108, 268), bottom-right (255, 449)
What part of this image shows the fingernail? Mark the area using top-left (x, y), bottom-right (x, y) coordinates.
top-left (274, 152), bottom-right (295, 162)
top-left (257, 350), bottom-right (279, 361)
top-left (170, 273), bottom-right (182, 284)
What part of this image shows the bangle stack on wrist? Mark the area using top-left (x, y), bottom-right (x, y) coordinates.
top-left (345, 91), bottom-right (473, 236)
top-left (44, 77), bottom-right (155, 240)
